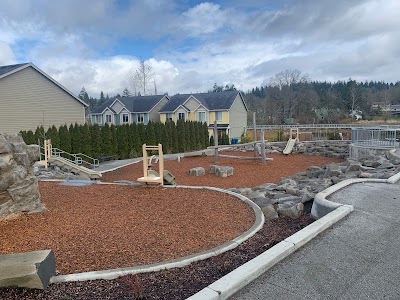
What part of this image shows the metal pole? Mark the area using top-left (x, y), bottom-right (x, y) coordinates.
top-left (261, 129), bottom-right (266, 164)
top-left (253, 112), bottom-right (257, 158)
top-left (214, 120), bottom-right (219, 163)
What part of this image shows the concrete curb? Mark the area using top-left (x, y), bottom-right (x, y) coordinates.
top-left (50, 183), bottom-right (264, 284)
top-left (187, 169), bottom-right (400, 300)
top-left (186, 206), bottom-right (353, 300)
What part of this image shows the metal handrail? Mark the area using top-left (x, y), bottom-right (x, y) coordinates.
top-left (38, 146), bottom-right (99, 168)
top-left (251, 124), bottom-right (400, 130)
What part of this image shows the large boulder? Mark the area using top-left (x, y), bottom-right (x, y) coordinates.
top-left (0, 250), bottom-right (55, 289)
top-left (0, 133), bottom-right (42, 218)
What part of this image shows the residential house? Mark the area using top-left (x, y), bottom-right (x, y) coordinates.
top-left (0, 62), bottom-right (88, 134)
top-left (390, 104), bottom-right (400, 115)
top-left (90, 95), bottom-right (169, 126)
top-left (159, 91), bottom-right (248, 140)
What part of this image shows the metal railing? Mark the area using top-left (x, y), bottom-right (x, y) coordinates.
top-left (252, 124), bottom-right (400, 130)
top-left (351, 128), bottom-right (399, 149)
top-left (40, 146), bottom-right (99, 168)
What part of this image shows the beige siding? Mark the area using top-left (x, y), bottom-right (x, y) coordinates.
top-left (185, 96), bottom-right (201, 111)
top-left (229, 94), bottom-right (248, 139)
top-left (148, 96), bottom-right (169, 122)
top-left (0, 67), bottom-right (85, 134)
top-left (111, 100), bottom-right (124, 113)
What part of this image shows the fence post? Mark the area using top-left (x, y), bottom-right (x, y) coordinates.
top-left (253, 112), bottom-right (257, 158)
top-left (214, 120), bottom-right (219, 163)
top-left (261, 129), bottom-right (266, 164)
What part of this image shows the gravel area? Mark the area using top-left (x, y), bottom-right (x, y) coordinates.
top-left (0, 152), bottom-right (342, 299)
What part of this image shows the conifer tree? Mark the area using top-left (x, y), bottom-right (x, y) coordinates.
top-left (171, 121), bottom-right (178, 153)
top-left (25, 130), bottom-right (35, 145)
top-left (59, 124), bottom-right (71, 153)
top-left (71, 123), bottom-right (82, 153)
top-left (101, 123), bottom-right (113, 155)
top-left (46, 125), bottom-right (60, 148)
top-left (80, 124), bottom-right (92, 156)
top-left (210, 135), bottom-right (215, 146)
top-left (110, 124), bottom-right (118, 155)
top-left (34, 126), bottom-right (45, 145)
top-left (145, 121), bottom-right (156, 146)
top-left (129, 123), bottom-right (141, 157)
top-left (176, 120), bottom-right (186, 152)
top-left (90, 124), bottom-right (103, 158)
top-left (116, 125), bottom-right (129, 158)
top-left (203, 123), bottom-right (210, 148)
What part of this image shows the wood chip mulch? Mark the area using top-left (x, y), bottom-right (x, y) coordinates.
top-left (0, 152), bottom-right (342, 299)
top-left (0, 183), bottom-right (254, 275)
top-left (101, 152), bottom-right (343, 188)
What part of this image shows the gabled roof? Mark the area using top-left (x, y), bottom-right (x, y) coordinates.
top-left (0, 62), bottom-right (88, 107)
top-left (91, 95), bottom-right (168, 114)
top-left (159, 91), bottom-right (248, 112)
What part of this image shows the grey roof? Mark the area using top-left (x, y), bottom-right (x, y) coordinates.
top-left (159, 91), bottom-right (247, 112)
top-left (91, 95), bottom-right (167, 114)
top-left (0, 63), bottom-right (29, 77)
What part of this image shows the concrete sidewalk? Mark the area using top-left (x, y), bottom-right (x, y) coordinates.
top-left (94, 153), bottom-right (181, 173)
top-left (231, 180), bottom-right (400, 300)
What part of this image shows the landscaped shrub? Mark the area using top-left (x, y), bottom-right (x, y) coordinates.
top-left (22, 120), bottom-right (210, 160)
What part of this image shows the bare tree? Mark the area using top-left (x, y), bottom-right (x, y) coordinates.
top-left (269, 69), bottom-right (309, 90)
top-left (129, 60), bottom-right (155, 96)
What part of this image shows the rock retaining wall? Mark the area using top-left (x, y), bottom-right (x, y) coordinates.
top-left (264, 140), bottom-right (350, 158)
top-left (0, 133), bottom-right (42, 217)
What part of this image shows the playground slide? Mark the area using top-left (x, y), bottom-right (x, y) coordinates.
top-left (283, 138), bottom-right (296, 155)
top-left (48, 156), bottom-right (102, 179)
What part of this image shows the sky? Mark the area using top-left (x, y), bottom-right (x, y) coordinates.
top-left (1, 0), bottom-right (399, 98)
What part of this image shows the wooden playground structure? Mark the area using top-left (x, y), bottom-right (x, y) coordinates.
top-left (137, 144), bottom-right (176, 185)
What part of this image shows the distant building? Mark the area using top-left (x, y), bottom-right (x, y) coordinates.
top-left (390, 104), bottom-right (400, 115)
top-left (0, 63), bottom-right (88, 134)
top-left (89, 95), bottom-right (170, 126)
top-left (159, 91), bottom-right (248, 140)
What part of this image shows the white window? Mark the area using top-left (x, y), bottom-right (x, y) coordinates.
top-left (166, 113), bottom-right (173, 121)
top-left (178, 112), bottom-right (185, 120)
top-left (105, 114), bottom-right (112, 123)
top-left (198, 111), bottom-right (206, 122)
top-left (137, 113), bottom-right (144, 123)
top-left (122, 113), bottom-right (129, 123)
top-left (215, 111), bottom-right (222, 121)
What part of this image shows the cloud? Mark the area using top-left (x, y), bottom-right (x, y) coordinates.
top-left (1, 0), bottom-right (400, 99)
top-left (0, 41), bottom-right (15, 65)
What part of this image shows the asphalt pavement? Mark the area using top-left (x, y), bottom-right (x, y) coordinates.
top-left (231, 180), bottom-right (400, 300)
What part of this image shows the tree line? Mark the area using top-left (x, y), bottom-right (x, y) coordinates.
top-left (244, 69), bottom-right (400, 124)
top-left (20, 121), bottom-right (210, 160)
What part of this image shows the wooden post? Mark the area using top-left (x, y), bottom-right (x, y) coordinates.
top-left (253, 112), bottom-right (257, 158)
top-left (214, 120), bottom-right (219, 163)
top-left (261, 130), bottom-right (266, 164)
top-left (142, 144), bottom-right (148, 177)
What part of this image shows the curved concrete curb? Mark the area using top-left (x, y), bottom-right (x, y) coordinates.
top-left (187, 169), bottom-right (400, 300)
top-left (187, 206), bottom-right (352, 300)
top-left (50, 183), bottom-right (264, 284)
top-left (312, 168), bottom-right (400, 219)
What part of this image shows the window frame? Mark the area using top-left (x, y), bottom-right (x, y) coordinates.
top-left (178, 112), bottom-right (185, 121)
top-left (137, 113), bottom-right (144, 123)
top-left (122, 113), bottom-right (129, 124)
top-left (105, 114), bottom-right (112, 123)
top-left (166, 113), bottom-right (173, 121)
top-left (198, 111), bottom-right (206, 122)
top-left (215, 111), bottom-right (223, 121)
